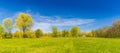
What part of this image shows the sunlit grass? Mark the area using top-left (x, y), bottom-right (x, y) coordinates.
top-left (0, 38), bottom-right (120, 53)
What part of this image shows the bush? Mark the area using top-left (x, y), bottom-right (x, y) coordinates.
top-left (35, 29), bottom-right (43, 38)
top-left (2, 33), bottom-right (12, 39)
top-left (13, 31), bottom-right (23, 38)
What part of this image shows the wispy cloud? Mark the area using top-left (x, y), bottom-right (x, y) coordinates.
top-left (31, 13), bottom-right (95, 32)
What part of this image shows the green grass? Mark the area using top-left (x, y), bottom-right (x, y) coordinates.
top-left (0, 38), bottom-right (120, 53)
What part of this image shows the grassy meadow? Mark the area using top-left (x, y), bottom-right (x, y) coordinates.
top-left (0, 38), bottom-right (120, 53)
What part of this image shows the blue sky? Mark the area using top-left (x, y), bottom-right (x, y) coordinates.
top-left (0, 0), bottom-right (120, 32)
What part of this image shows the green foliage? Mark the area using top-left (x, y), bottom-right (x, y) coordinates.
top-left (44, 33), bottom-right (52, 37)
top-left (90, 20), bottom-right (120, 38)
top-left (0, 25), bottom-right (4, 38)
top-left (15, 13), bottom-right (34, 38)
top-left (91, 26), bottom-right (110, 38)
top-left (62, 29), bottom-right (70, 37)
top-left (16, 13), bottom-right (33, 32)
top-left (52, 26), bottom-right (58, 37)
top-left (2, 33), bottom-right (12, 39)
top-left (106, 20), bottom-right (120, 38)
top-left (35, 29), bottom-right (43, 38)
top-left (2, 18), bottom-right (13, 38)
top-left (23, 29), bottom-right (36, 38)
top-left (70, 26), bottom-right (80, 37)
top-left (2, 18), bottom-right (13, 33)
top-left (79, 32), bottom-right (87, 37)
top-left (86, 32), bottom-right (93, 37)
top-left (13, 31), bottom-right (23, 38)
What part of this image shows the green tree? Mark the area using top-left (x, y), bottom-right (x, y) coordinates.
top-left (2, 18), bottom-right (13, 33)
top-left (52, 26), bottom-right (58, 37)
top-left (2, 18), bottom-right (13, 38)
top-left (25, 29), bottom-right (36, 38)
top-left (35, 29), bottom-right (43, 38)
top-left (90, 26), bottom-right (110, 38)
top-left (44, 33), bottom-right (52, 37)
top-left (0, 25), bottom-right (4, 38)
top-left (106, 20), bottom-right (120, 38)
top-left (70, 26), bottom-right (80, 37)
top-left (62, 29), bottom-right (70, 37)
top-left (86, 32), bottom-right (93, 37)
top-left (80, 31), bottom-right (87, 37)
top-left (16, 13), bottom-right (33, 38)
top-left (13, 31), bottom-right (23, 38)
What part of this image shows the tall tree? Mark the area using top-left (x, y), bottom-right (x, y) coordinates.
top-left (16, 13), bottom-right (33, 38)
top-left (106, 20), bottom-right (120, 38)
top-left (2, 18), bottom-right (13, 33)
top-left (2, 18), bottom-right (13, 38)
top-left (52, 26), bottom-right (58, 37)
top-left (16, 13), bottom-right (33, 32)
top-left (71, 26), bottom-right (80, 37)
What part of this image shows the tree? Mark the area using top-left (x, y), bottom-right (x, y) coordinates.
top-left (70, 26), bottom-right (80, 37)
top-left (44, 33), bottom-right (52, 38)
top-left (106, 20), bottom-right (120, 38)
top-left (62, 29), bottom-right (70, 37)
top-left (91, 26), bottom-right (110, 38)
top-left (25, 29), bottom-right (36, 38)
top-left (35, 29), bottom-right (43, 38)
top-left (2, 18), bottom-right (13, 38)
top-left (90, 30), bottom-right (97, 37)
top-left (16, 13), bottom-right (33, 38)
top-left (52, 26), bottom-right (58, 37)
top-left (112, 19), bottom-right (120, 26)
top-left (13, 31), bottom-right (23, 38)
top-left (16, 13), bottom-right (33, 32)
top-left (80, 31), bottom-right (88, 37)
top-left (86, 32), bottom-right (93, 37)
top-left (2, 18), bottom-right (13, 33)
top-left (0, 25), bottom-right (4, 38)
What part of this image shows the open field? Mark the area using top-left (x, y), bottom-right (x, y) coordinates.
top-left (0, 38), bottom-right (120, 53)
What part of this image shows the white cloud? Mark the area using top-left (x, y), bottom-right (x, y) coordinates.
top-left (33, 22), bottom-right (52, 32)
top-left (31, 13), bottom-right (95, 32)
top-left (51, 18), bottom-right (95, 26)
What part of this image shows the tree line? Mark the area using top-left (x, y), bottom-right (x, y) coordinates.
top-left (87, 20), bottom-right (120, 38)
top-left (0, 13), bottom-right (81, 38)
top-left (0, 12), bottom-right (120, 39)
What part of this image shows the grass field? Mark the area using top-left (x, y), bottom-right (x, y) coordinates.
top-left (0, 38), bottom-right (120, 53)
